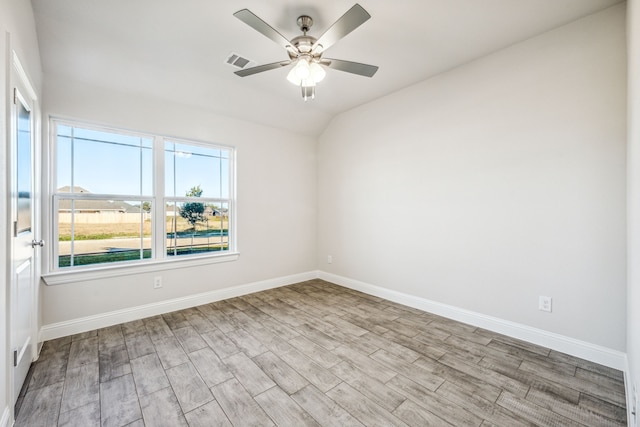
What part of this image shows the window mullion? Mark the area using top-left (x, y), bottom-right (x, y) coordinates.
top-left (153, 136), bottom-right (165, 261)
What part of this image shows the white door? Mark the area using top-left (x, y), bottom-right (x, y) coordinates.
top-left (10, 56), bottom-right (40, 405)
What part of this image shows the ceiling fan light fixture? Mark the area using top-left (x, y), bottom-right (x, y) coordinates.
top-left (287, 59), bottom-right (323, 100)
top-left (287, 58), bottom-right (326, 91)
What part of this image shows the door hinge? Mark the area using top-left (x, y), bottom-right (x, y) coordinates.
top-left (13, 221), bottom-right (18, 237)
top-left (13, 349), bottom-right (17, 367)
top-left (13, 87), bottom-right (17, 105)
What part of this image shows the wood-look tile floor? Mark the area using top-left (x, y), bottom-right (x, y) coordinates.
top-left (15, 280), bottom-right (627, 427)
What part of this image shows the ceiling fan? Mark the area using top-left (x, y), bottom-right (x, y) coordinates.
top-left (233, 4), bottom-right (379, 101)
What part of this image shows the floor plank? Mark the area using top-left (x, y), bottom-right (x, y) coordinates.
top-left (325, 382), bottom-right (409, 427)
top-left (15, 382), bottom-right (64, 427)
top-left (291, 384), bottom-right (365, 427)
top-left (184, 399), bottom-right (233, 427)
top-left (99, 374), bottom-right (142, 427)
top-left (60, 362), bottom-right (99, 413)
top-left (253, 351), bottom-right (310, 394)
top-left (130, 352), bottom-right (170, 397)
top-left (525, 388), bottom-right (625, 427)
top-left (200, 328), bottom-right (240, 359)
top-left (519, 359), bottom-right (627, 407)
top-left (139, 386), bottom-right (188, 427)
top-left (255, 386), bottom-right (321, 427)
top-left (225, 328), bottom-right (268, 358)
top-left (28, 345), bottom-right (69, 390)
top-left (497, 391), bottom-right (581, 427)
top-left (153, 335), bottom-right (190, 369)
top-left (330, 361), bottom-right (406, 412)
top-left (173, 326), bottom-right (208, 354)
top-left (387, 374), bottom-right (484, 426)
top-left (211, 378), bottom-right (275, 427)
top-left (290, 335), bottom-right (343, 369)
top-left (222, 352), bottom-right (276, 396)
top-left (279, 348), bottom-right (342, 393)
top-left (67, 336), bottom-right (98, 369)
top-left (393, 399), bottom-right (455, 427)
top-left (57, 401), bottom-right (100, 427)
top-left (124, 331), bottom-right (155, 360)
top-left (165, 362), bottom-right (214, 413)
top-left (99, 344), bottom-right (131, 383)
top-left (188, 347), bottom-right (234, 387)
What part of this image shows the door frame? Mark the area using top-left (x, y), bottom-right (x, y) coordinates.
top-left (7, 48), bottom-right (41, 415)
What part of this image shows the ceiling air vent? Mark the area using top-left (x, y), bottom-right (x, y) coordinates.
top-left (225, 52), bottom-right (253, 69)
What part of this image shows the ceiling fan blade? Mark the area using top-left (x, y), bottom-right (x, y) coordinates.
top-left (312, 4), bottom-right (371, 53)
top-left (234, 61), bottom-right (292, 77)
top-left (322, 59), bottom-right (378, 77)
top-left (234, 9), bottom-right (293, 51)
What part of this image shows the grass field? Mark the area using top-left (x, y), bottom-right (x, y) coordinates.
top-left (58, 216), bottom-right (228, 240)
top-left (58, 245), bottom-right (228, 267)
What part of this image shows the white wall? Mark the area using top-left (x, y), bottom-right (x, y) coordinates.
top-left (40, 76), bottom-right (317, 326)
top-left (1, 0), bottom-right (43, 424)
top-left (628, 0), bottom-right (640, 423)
top-left (318, 5), bottom-right (627, 351)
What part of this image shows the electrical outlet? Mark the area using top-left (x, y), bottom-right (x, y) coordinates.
top-left (327, 255), bottom-right (332, 264)
top-left (153, 276), bottom-right (162, 289)
top-left (538, 296), bottom-right (552, 312)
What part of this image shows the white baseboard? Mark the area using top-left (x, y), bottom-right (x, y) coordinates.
top-left (319, 271), bottom-right (627, 371)
top-left (0, 406), bottom-right (10, 427)
top-left (40, 270), bottom-right (320, 341)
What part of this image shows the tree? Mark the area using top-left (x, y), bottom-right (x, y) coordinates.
top-left (180, 185), bottom-right (205, 230)
top-left (180, 185), bottom-right (205, 251)
top-left (141, 201), bottom-right (151, 213)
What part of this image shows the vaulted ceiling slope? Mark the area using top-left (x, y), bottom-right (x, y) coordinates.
top-left (31, 0), bottom-right (622, 137)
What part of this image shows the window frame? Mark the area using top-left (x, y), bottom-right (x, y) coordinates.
top-left (43, 118), bottom-right (238, 285)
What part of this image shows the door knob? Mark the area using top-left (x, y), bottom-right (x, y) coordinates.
top-left (31, 239), bottom-right (45, 248)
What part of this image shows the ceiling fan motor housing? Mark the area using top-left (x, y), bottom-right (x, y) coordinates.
top-left (289, 35), bottom-right (318, 59)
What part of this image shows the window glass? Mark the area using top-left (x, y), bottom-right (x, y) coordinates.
top-left (57, 127), bottom-right (153, 196)
top-left (57, 198), bottom-right (152, 268)
top-left (56, 135), bottom-right (72, 191)
top-left (16, 100), bottom-right (32, 234)
top-left (165, 141), bottom-right (228, 198)
top-left (165, 140), bottom-right (231, 258)
top-left (165, 201), bottom-right (229, 257)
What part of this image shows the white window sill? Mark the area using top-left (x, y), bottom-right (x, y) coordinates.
top-left (42, 252), bottom-right (240, 286)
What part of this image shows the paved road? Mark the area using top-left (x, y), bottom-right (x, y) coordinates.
top-left (58, 236), bottom-right (227, 255)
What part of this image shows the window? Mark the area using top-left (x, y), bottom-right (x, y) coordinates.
top-left (51, 120), bottom-right (235, 271)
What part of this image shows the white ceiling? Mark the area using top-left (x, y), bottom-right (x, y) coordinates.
top-left (31, 0), bottom-right (622, 136)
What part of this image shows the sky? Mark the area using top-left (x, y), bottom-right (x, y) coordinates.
top-left (56, 123), bottom-right (230, 200)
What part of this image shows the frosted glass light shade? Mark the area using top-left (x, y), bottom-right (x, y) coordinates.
top-left (286, 67), bottom-right (300, 85)
top-left (309, 62), bottom-right (326, 82)
top-left (287, 59), bottom-right (310, 85)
